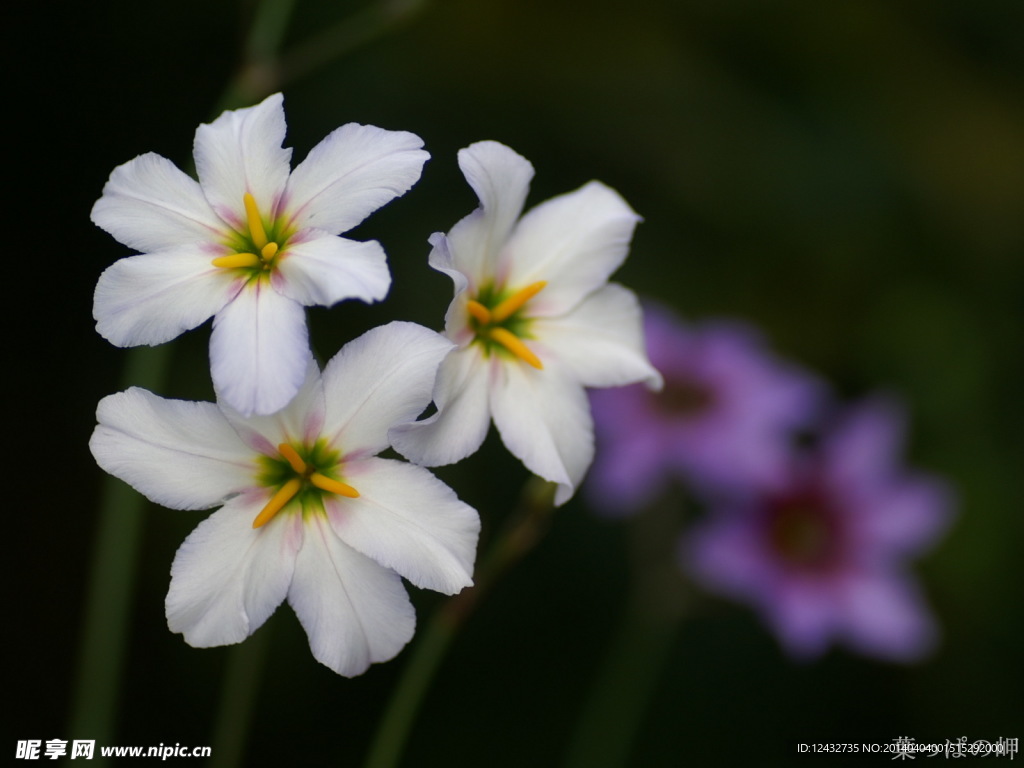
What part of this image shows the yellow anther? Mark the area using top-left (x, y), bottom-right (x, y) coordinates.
top-left (261, 242), bottom-right (279, 261)
top-left (466, 300), bottom-right (492, 325)
top-left (491, 281), bottom-right (547, 323)
top-left (310, 473), bottom-right (360, 498)
top-left (252, 478), bottom-right (301, 528)
top-left (243, 192), bottom-right (269, 249)
top-left (278, 443), bottom-right (307, 475)
top-left (490, 327), bottom-right (543, 369)
top-left (212, 253), bottom-right (261, 269)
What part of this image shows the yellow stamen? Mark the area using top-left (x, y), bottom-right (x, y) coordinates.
top-left (261, 242), bottom-right (279, 261)
top-left (490, 327), bottom-right (543, 369)
top-left (243, 192), bottom-right (269, 249)
top-left (211, 253), bottom-right (261, 269)
top-left (491, 281), bottom-right (547, 323)
top-left (252, 478), bottom-right (301, 528)
top-left (466, 300), bottom-right (492, 325)
top-left (278, 443), bottom-right (307, 475)
top-left (310, 473), bottom-right (360, 498)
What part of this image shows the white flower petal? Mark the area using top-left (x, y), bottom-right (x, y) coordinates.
top-left (533, 283), bottom-right (662, 390)
top-left (490, 362), bottom-right (594, 505)
top-left (285, 123), bottom-right (428, 234)
top-left (90, 387), bottom-right (254, 510)
top-left (424, 233), bottom-right (475, 344)
top-left (210, 282), bottom-right (310, 417)
top-left (320, 322), bottom-right (454, 457)
top-left (274, 231), bottom-right (390, 307)
top-left (193, 93), bottom-right (292, 224)
top-left (217, 358), bottom-right (326, 455)
top-left (166, 497), bottom-right (302, 647)
top-left (91, 152), bottom-right (226, 253)
top-left (288, 516), bottom-right (415, 677)
top-left (327, 457), bottom-right (479, 594)
top-left (390, 346), bottom-right (492, 467)
top-left (445, 141), bottom-right (534, 285)
top-left (503, 181), bottom-right (640, 313)
top-left (93, 248), bottom-right (240, 347)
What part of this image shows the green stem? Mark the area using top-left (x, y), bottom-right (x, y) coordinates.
top-left (562, 606), bottom-right (680, 768)
top-left (362, 477), bottom-right (556, 768)
top-left (563, 501), bottom-right (688, 768)
top-left (362, 608), bottom-right (459, 768)
top-left (208, 625), bottom-right (274, 768)
top-left (245, 0), bottom-right (298, 60)
top-left (70, 346), bottom-right (171, 748)
top-left (278, 0), bottom-right (428, 88)
top-left (219, 0), bottom-right (299, 108)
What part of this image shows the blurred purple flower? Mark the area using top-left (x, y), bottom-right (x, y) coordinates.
top-left (685, 399), bottom-right (954, 662)
top-left (587, 305), bottom-right (821, 513)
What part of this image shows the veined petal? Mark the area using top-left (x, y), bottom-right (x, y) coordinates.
top-left (490, 362), bottom-right (594, 505)
top-left (390, 346), bottom-right (492, 467)
top-left (285, 124), bottom-right (428, 234)
top-left (502, 181), bottom-right (641, 314)
top-left (210, 282), bottom-right (310, 417)
top-left (93, 247), bottom-right (240, 347)
top-left (274, 231), bottom-right (390, 307)
top-left (194, 93), bottom-right (292, 225)
top-left (533, 283), bottom-right (662, 389)
top-left (444, 141), bottom-right (534, 286)
top-left (91, 152), bottom-right (227, 253)
top-left (320, 322), bottom-right (454, 457)
top-left (326, 457), bottom-right (479, 594)
top-left (288, 516), bottom-right (415, 677)
top-left (166, 496), bottom-right (302, 647)
top-left (218, 358), bottom-right (326, 455)
top-left (90, 388), bottom-right (254, 510)
top-left (424, 232), bottom-right (475, 342)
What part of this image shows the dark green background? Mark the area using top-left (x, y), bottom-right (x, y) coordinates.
top-left (10, 0), bottom-right (1022, 765)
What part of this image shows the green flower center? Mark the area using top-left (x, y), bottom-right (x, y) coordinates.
top-left (466, 281), bottom-right (547, 369)
top-left (212, 193), bottom-right (295, 280)
top-left (252, 439), bottom-right (357, 528)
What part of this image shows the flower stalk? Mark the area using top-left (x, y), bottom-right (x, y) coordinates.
top-left (363, 477), bottom-right (556, 768)
top-left (563, 498), bottom-right (689, 768)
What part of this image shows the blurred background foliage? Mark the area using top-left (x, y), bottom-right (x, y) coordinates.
top-left (10, 0), bottom-right (1022, 765)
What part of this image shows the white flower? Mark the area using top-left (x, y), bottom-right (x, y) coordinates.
top-left (89, 322), bottom-right (479, 677)
top-left (91, 93), bottom-right (429, 416)
top-left (391, 141), bottom-right (661, 505)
